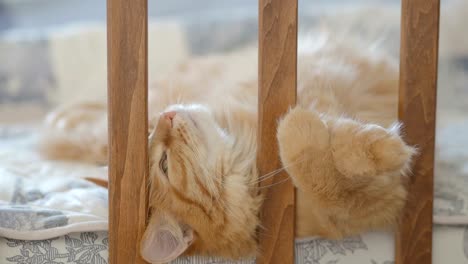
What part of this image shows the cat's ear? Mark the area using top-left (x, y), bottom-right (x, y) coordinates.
top-left (140, 211), bottom-right (193, 264)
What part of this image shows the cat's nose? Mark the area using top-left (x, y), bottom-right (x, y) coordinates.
top-left (162, 111), bottom-right (177, 126)
top-left (163, 111), bottom-right (177, 120)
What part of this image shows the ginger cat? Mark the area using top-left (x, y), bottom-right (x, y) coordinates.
top-left (39, 34), bottom-right (415, 263)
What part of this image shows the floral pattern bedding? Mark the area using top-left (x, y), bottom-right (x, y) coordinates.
top-left (2, 228), bottom-right (468, 263)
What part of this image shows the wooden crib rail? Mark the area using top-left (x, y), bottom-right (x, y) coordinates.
top-left (106, 0), bottom-right (440, 263)
top-left (396, 0), bottom-right (440, 263)
top-left (107, 0), bottom-right (149, 263)
top-left (257, 0), bottom-right (298, 263)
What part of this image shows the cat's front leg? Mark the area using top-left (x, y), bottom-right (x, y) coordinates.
top-left (277, 106), bottom-right (415, 191)
top-left (277, 107), bottom-right (415, 236)
top-left (276, 106), bottom-right (336, 191)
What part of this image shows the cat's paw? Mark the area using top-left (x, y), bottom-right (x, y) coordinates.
top-left (331, 119), bottom-right (415, 178)
top-left (277, 107), bottom-right (329, 165)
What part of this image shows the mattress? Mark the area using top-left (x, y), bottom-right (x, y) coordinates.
top-left (0, 119), bottom-right (468, 263)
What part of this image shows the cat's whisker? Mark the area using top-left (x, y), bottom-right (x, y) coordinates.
top-left (257, 167), bottom-right (286, 181)
top-left (257, 155), bottom-right (308, 180)
top-left (255, 229), bottom-right (275, 239)
top-left (251, 170), bottom-right (285, 185)
top-left (257, 175), bottom-right (291, 190)
top-left (216, 203), bottom-right (244, 225)
top-left (251, 155), bottom-right (308, 185)
top-left (178, 94), bottom-right (183, 105)
top-left (168, 77), bottom-right (174, 102)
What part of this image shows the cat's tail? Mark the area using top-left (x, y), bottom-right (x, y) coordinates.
top-left (37, 102), bottom-right (109, 165)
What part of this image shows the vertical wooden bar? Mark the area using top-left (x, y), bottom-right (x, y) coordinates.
top-left (107, 0), bottom-right (149, 263)
top-left (257, 0), bottom-right (297, 263)
top-left (396, 0), bottom-right (439, 263)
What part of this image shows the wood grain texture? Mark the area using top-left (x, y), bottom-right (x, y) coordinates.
top-left (107, 0), bottom-right (149, 263)
top-left (396, 0), bottom-right (440, 263)
top-left (257, 0), bottom-right (297, 263)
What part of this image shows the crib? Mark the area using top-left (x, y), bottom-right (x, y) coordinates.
top-left (106, 0), bottom-right (439, 263)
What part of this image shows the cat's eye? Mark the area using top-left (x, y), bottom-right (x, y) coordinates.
top-left (159, 151), bottom-right (168, 176)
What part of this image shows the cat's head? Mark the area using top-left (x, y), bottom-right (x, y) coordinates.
top-left (141, 104), bottom-right (259, 263)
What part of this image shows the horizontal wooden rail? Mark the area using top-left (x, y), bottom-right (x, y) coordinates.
top-left (107, 0), bottom-right (149, 263)
top-left (396, 0), bottom-right (440, 263)
top-left (257, 0), bottom-right (298, 263)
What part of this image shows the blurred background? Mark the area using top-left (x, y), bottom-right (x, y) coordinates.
top-left (0, 0), bottom-right (467, 124)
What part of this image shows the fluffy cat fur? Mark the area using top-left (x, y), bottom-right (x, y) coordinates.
top-left (39, 33), bottom-right (416, 263)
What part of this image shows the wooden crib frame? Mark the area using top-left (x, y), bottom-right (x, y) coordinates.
top-left (106, 0), bottom-right (440, 263)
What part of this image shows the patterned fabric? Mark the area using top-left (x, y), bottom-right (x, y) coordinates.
top-left (2, 228), bottom-right (468, 263)
top-left (0, 128), bottom-right (108, 240)
top-left (1, 232), bottom-right (108, 264)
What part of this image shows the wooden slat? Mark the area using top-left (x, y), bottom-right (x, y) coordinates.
top-left (396, 0), bottom-right (440, 263)
top-left (107, 0), bottom-right (149, 263)
top-left (257, 0), bottom-right (297, 263)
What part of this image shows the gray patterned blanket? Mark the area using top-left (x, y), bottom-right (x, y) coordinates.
top-left (2, 228), bottom-right (468, 263)
top-left (0, 127), bottom-right (108, 241)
